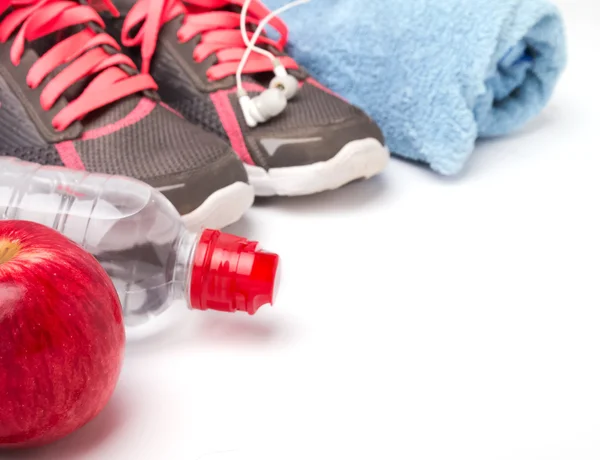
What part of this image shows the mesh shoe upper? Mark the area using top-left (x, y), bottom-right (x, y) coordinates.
top-left (73, 96), bottom-right (230, 181)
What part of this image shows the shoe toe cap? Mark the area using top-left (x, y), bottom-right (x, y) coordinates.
top-left (250, 115), bottom-right (385, 170)
top-left (146, 149), bottom-right (248, 216)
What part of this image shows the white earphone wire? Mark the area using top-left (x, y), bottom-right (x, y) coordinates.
top-left (240, 0), bottom-right (275, 63)
top-left (236, 0), bottom-right (311, 95)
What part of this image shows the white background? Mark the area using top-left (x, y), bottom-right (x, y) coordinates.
top-left (4, 0), bottom-right (600, 459)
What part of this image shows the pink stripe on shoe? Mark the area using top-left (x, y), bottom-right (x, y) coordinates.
top-left (211, 90), bottom-right (256, 165)
top-left (55, 141), bottom-right (85, 170)
top-left (306, 77), bottom-right (347, 102)
top-left (82, 98), bottom-right (157, 140)
top-left (160, 101), bottom-right (183, 118)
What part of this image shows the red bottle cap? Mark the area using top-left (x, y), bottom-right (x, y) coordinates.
top-left (189, 229), bottom-right (280, 315)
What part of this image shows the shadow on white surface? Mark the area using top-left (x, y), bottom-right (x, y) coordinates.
top-left (125, 310), bottom-right (286, 355)
top-left (460, 103), bottom-right (567, 179)
top-left (223, 213), bottom-right (256, 239)
top-left (474, 104), bottom-right (563, 146)
top-left (0, 391), bottom-right (129, 460)
top-left (194, 315), bottom-right (282, 345)
top-left (250, 171), bottom-right (392, 214)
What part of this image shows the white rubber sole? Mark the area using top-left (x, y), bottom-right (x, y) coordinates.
top-left (182, 181), bottom-right (254, 231)
top-left (245, 138), bottom-right (390, 196)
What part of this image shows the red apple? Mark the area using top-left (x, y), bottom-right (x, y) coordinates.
top-left (0, 220), bottom-right (125, 449)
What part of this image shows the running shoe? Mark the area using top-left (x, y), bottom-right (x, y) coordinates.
top-left (0, 0), bottom-right (254, 230)
top-left (103, 0), bottom-right (390, 196)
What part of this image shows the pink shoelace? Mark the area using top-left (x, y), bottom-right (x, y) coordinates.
top-left (121, 0), bottom-right (299, 81)
top-left (0, 0), bottom-right (158, 131)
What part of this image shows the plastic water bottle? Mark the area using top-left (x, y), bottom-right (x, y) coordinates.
top-left (0, 157), bottom-right (280, 327)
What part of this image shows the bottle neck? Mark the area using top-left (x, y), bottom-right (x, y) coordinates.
top-left (173, 230), bottom-right (199, 306)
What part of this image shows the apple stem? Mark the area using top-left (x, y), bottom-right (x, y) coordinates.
top-left (0, 240), bottom-right (20, 265)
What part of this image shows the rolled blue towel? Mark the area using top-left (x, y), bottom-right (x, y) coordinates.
top-left (263, 0), bottom-right (567, 175)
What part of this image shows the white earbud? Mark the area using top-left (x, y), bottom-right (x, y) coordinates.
top-left (269, 62), bottom-right (299, 100)
top-left (239, 89), bottom-right (287, 128)
top-left (236, 0), bottom-right (309, 128)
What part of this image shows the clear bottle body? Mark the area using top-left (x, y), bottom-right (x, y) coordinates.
top-left (0, 157), bottom-right (193, 326)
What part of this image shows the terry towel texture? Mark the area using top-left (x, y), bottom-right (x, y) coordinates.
top-left (264, 0), bottom-right (567, 175)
